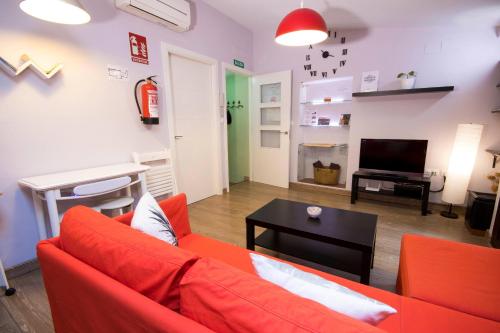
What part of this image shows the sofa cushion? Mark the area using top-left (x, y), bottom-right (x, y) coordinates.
top-left (60, 205), bottom-right (198, 311)
top-left (398, 234), bottom-right (500, 322)
top-left (179, 233), bottom-right (402, 332)
top-left (250, 253), bottom-right (397, 325)
top-left (131, 192), bottom-right (178, 246)
top-left (400, 297), bottom-right (500, 333)
top-left (115, 193), bottom-right (192, 240)
top-left (37, 239), bottom-right (216, 333)
top-left (179, 257), bottom-right (385, 333)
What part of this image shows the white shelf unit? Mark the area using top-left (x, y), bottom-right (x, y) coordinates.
top-left (299, 77), bottom-right (353, 127)
top-left (297, 143), bottom-right (349, 189)
top-left (300, 124), bottom-right (349, 128)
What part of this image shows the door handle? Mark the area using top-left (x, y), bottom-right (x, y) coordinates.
top-left (280, 131), bottom-right (288, 135)
top-left (174, 135), bottom-right (183, 139)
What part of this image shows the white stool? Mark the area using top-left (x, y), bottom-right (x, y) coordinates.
top-left (0, 259), bottom-right (15, 296)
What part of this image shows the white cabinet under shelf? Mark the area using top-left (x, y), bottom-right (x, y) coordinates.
top-left (297, 143), bottom-right (349, 189)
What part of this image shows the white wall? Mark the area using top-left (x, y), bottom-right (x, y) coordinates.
top-left (253, 26), bottom-right (500, 201)
top-left (0, 0), bottom-right (253, 268)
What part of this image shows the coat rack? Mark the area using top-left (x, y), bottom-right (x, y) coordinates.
top-left (0, 54), bottom-right (63, 79)
top-left (227, 100), bottom-right (244, 110)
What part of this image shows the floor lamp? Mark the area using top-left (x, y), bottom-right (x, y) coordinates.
top-left (441, 124), bottom-right (484, 219)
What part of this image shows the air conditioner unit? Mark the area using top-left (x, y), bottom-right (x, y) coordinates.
top-left (116, 0), bottom-right (191, 32)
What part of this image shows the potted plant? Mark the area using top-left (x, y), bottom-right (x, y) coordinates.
top-left (397, 71), bottom-right (417, 89)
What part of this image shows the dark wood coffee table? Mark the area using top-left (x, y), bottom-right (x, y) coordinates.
top-left (246, 199), bottom-right (378, 285)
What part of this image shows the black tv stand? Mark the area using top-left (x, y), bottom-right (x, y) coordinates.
top-left (351, 170), bottom-right (431, 216)
top-left (369, 172), bottom-right (408, 180)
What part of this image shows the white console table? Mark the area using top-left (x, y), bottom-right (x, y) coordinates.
top-left (19, 163), bottom-right (150, 240)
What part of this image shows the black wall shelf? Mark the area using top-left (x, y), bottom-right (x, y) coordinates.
top-left (352, 86), bottom-right (454, 97)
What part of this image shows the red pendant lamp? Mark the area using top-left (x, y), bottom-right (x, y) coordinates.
top-left (275, 1), bottom-right (328, 46)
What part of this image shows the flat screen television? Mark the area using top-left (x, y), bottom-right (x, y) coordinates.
top-left (359, 139), bottom-right (428, 176)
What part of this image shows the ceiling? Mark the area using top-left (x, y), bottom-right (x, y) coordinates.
top-left (201, 0), bottom-right (500, 32)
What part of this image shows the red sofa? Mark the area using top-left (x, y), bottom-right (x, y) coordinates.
top-left (37, 194), bottom-right (500, 333)
top-left (397, 234), bottom-right (500, 323)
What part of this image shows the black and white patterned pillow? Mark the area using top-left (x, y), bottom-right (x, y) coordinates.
top-left (131, 192), bottom-right (177, 246)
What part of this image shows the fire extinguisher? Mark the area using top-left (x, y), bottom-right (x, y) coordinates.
top-left (134, 76), bottom-right (159, 125)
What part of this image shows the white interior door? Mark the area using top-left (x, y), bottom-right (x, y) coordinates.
top-left (169, 53), bottom-right (220, 204)
top-left (251, 71), bottom-right (292, 188)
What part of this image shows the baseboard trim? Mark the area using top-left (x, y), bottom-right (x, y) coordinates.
top-left (6, 259), bottom-right (39, 279)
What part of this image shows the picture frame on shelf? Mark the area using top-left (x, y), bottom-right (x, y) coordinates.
top-left (339, 114), bottom-right (351, 126)
top-left (360, 71), bottom-right (379, 92)
top-left (317, 117), bottom-right (331, 126)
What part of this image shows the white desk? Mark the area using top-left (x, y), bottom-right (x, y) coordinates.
top-left (19, 163), bottom-right (150, 240)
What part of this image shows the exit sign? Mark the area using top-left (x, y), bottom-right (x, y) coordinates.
top-left (233, 59), bottom-right (244, 69)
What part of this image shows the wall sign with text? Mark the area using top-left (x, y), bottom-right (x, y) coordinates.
top-left (129, 32), bottom-right (149, 65)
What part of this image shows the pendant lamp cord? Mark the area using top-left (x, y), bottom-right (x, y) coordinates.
top-left (300, 0), bottom-right (304, 8)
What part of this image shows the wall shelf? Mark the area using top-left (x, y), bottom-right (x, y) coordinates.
top-left (300, 143), bottom-right (348, 148)
top-left (300, 100), bottom-right (349, 106)
top-left (0, 54), bottom-right (63, 79)
top-left (299, 124), bottom-right (349, 128)
top-left (352, 86), bottom-right (454, 97)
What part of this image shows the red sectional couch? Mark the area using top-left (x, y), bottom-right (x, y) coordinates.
top-left (397, 234), bottom-right (500, 323)
top-left (37, 194), bottom-right (500, 333)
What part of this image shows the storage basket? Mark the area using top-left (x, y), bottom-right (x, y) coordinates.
top-left (313, 167), bottom-right (339, 185)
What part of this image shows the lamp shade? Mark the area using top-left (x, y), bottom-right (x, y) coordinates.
top-left (442, 124), bottom-right (483, 205)
top-left (275, 8), bottom-right (328, 46)
top-left (20, 0), bottom-right (91, 25)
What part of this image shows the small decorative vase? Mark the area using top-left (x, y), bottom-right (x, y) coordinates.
top-left (400, 77), bottom-right (416, 89)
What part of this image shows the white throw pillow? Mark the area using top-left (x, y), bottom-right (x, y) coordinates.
top-left (131, 192), bottom-right (177, 246)
top-left (250, 253), bottom-right (397, 325)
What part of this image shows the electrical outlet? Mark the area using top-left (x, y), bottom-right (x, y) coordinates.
top-left (425, 169), bottom-right (441, 177)
top-left (431, 169), bottom-right (441, 176)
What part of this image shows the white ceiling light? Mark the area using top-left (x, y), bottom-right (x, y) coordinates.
top-left (20, 0), bottom-right (91, 25)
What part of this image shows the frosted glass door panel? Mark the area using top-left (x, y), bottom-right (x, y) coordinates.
top-left (261, 130), bottom-right (280, 148)
top-left (261, 83), bottom-right (281, 103)
top-left (251, 71), bottom-right (291, 188)
top-left (261, 107), bottom-right (281, 126)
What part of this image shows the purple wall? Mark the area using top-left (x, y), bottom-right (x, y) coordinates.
top-left (253, 26), bottom-right (500, 201)
top-left (0, 0), bottom-right (252, 268)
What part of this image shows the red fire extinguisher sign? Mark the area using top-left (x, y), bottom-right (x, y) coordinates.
top-left (129, 32), bottom-right (149, 65)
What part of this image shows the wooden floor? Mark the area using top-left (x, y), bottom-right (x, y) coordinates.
top-left (0, 181), bottom-right (491, 333)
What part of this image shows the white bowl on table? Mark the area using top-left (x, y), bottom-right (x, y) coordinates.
top-left (307, 206), bottom-right (322, 219)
